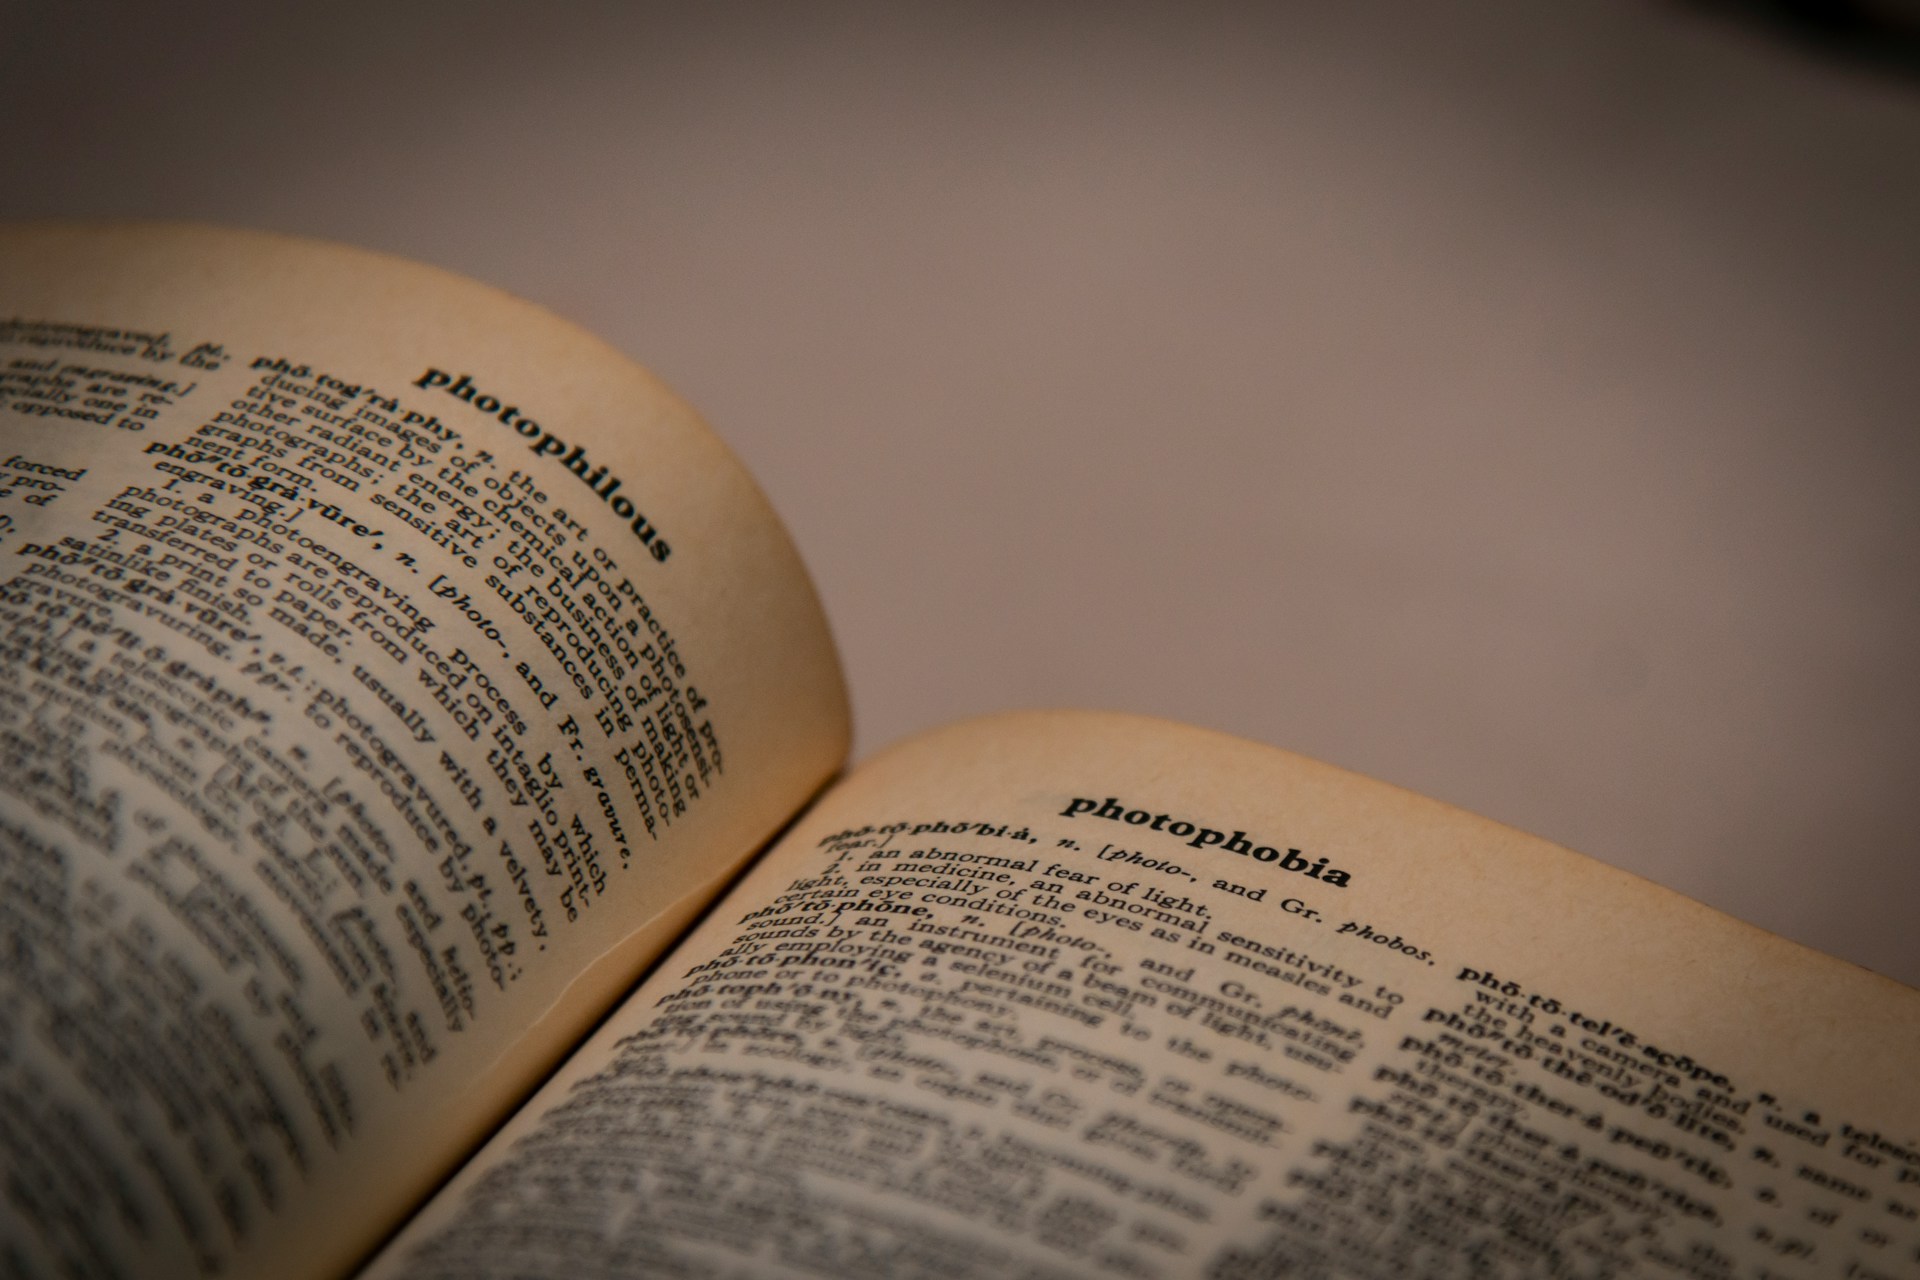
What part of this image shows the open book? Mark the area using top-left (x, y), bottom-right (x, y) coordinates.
top-left (1, 224), bottom-right (1913, 1280)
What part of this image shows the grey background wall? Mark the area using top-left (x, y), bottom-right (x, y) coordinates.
top-left (3, 1), bottom-right (1917, 987)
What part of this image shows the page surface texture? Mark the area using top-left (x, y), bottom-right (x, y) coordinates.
top-left (375, 711), bottom-right (1919, 1280)
top-left (0, 224), bottom-right (848, 1278)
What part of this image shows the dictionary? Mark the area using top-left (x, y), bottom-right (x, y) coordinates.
top-left (0, 224), bottom-right (1914, 1280)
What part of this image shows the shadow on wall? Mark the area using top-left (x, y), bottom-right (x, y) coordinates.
top-left (1678, 0), bottom-right (1920, 79)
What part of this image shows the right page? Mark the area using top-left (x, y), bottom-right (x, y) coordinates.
top-left (369, 709), bottom-right (1920, 1280)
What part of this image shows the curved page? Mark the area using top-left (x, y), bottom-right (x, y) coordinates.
top-left (0, 224), bottom-right (849, 1279)
top-left (375, 710), bottom-right (1918, 1280)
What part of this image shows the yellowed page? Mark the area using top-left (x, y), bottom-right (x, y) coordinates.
top-left (0, 224), bottom-right (848, 1279)
top-left (372, 710), bottom-right (1918, 1280)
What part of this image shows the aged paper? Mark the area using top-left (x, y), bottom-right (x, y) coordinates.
top-left (0, 224), bottom-right (848, 1278)
top-left (377, 711), bottom-right (1920, 1279)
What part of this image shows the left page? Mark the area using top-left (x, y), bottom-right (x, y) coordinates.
top-left (0, 223), bottom-right (849, 1279)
